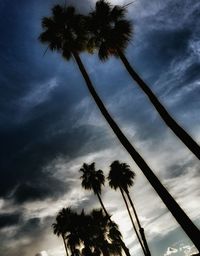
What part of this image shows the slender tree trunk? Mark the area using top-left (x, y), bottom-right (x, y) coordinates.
top-left (120, 188), bottom-right (147, 256)
top-left (62, 234), bottom-right (69, 256)
top-left (117, 49), bottom-right (200, 160)
top-left (96, 192), bottom-right (131, 256)
top-left (96, 193), bottom-right (110, 217)
top-left (125, 191), bottom-right (151, 256)
top-left (72, 52), bottom-right (200, 251)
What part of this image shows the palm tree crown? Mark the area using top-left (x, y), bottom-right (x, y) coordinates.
top-left (80, 162), bottom-right (105, 195)
top-left (39, 4), bottom-right (87, 60)
top-left (52, 207), bottom-right (73, 237)
top-left (108, 160), bottom-right (135, 193)
top-left (86, 0), bottom-right (132, 60)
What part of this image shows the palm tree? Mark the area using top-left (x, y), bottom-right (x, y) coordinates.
top-left (108, 160), bottom-right (151, 256)
top-left (80, 163), bottom-right (107, 215)
top-left (53, 207), bottom-right (123, 256)
top-left (39, 3), bottom-right (200, 250)
top-left (80, 162), bottom-right (130, 256)
top-left (52, 208), bottom-right (72, 256)
top-left (86, 0), bottom-right (200, 160)
top-left (54, 207), bottom-right (82, 256)
top-left (89, 209), bottom-right (123, 256)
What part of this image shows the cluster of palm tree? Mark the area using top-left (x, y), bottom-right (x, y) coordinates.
top-left (80, 161), bottom-right (151, 256)
top-left (39, 0), bottom-right (200, 252)
top-left (79, 162), bottom-right (131, 256)
top-left (53, 207), bottom-right (123, 256)
top-left (53, 160), bottom-right (149, 256)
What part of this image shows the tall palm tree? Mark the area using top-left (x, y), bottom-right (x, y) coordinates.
top-left (80, 162), bottom-right (130, 256)
top-left (39, 4), bottom-right (200, 250)
top-left (108, 160), bottom-right (151, 256)
top-left (86, 0), bottom-right (200, 160)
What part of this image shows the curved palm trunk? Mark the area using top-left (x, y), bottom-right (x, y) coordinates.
top-left (62, 234), bottom-right (69, 256)
top-left (125, 191), bottom-right (151, 256)
top-left (117, 50), bottom-right (200, 160)
top-left (72, 52), bottom-right (200, 251)
top-left (120, 188), bottom-right (147, 256)
top-left (96, 192), bottom-right (131, 256)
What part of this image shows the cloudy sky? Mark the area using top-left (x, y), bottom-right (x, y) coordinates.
top-left (0, 0), bottom-right (200, 255)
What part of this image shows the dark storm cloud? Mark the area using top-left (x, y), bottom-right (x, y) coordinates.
top-left (168, 60), bottom-right (200, 99)
top-left (0, 215), bottom-right (54, 256)
top-left (0, 0), bottom-right (199, 204)
top-left (0, 118), bottom-right (108, 201)
top-left (0, 212), bottom-right (21, 229)
top-left (0, 0), bottom-right (108, 203)
top-left (126, 0), bottom-right (200, 90)
top-left (13, 180), bottom-right (66, 204)
top-left (131, 6), bottom-right (196, 85)
top-left (17, 217), bottom-right (42, 237)
top-left (132, 28), bottom-right (191, 82)
top-left (0, 0), bottom-right (198, 197)
top-left (181, 62), bottom-right (200, 87)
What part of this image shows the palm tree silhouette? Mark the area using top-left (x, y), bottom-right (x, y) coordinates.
top-left (53, 207), bottom-right (123, 256)
top-left (86, 0), bottom-right (200, 160)
top-left (39, 3), bottom-right (200, 250)
top-left (80, 163), bottom-right (107, 215)
top-left (80, 162), bottom-right (130, 256)
top-left (90, 209), bottom-right (123, 256)
top-left (108, 160), bottom-right (151, 256)
top-left (53, 207), bottom-right (82, 256)
top-left (52, 208), bottom-right (73, 256)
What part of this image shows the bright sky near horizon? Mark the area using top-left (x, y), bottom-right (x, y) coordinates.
top-left (0, 0), bottom-right (199, 256)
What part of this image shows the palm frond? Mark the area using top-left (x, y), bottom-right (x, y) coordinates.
top-left (96, 0), bottom-right (111, 16)
top-left (98, 43), bottom-right (110, 61)
top-left (41, 17), bottom-right (54, 29)
top-left (110, 5), bottom-right (126, 20)
top-left (79, 163), bottom-right (105, 194)
top-left (87, 0), bottom-right (133, 59)
top-left (39, 4), bottom-right (88, 60)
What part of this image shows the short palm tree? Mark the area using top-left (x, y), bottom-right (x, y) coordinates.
top-left (90, 209), bottom-right (123, 256)
top-left (39, 3), bottom-right (200, 250)
top-left (53, 207), bottom-right (123, 256)
top-left (55, 207), bottom-right (81, 255)
top-left (52, 208), bottom-right (73, 256)
top-left (86, 0), bottom-right (200, 160)
top-left (80, 162), bottom-right (130, 256)
top-left (108, 160), bottom-right (151, 256)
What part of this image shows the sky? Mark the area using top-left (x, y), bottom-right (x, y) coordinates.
top-left (0, 0), bottom-right (200, 255)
